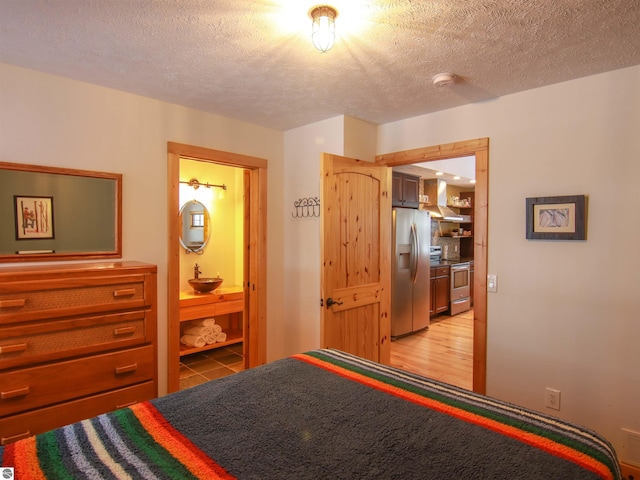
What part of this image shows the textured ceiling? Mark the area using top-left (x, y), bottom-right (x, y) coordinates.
top-left (1, 0), bottom-right (639, 131)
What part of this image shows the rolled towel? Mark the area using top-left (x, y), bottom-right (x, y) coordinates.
top-left (184, 326), bottom-right (213, 336)
top-left (211, 324), bottom-right (222, 335)
top-left (216, 332), bottom-right (227, 343)
top-left (205, 333), bottom-right (218, 345)
top-left (180, 334), bottom-right (206, 348)
top-left (190, 318), bottom-right (216, 327)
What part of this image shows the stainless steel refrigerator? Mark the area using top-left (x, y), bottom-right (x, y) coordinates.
top-left (391, 208), bottom-right (431, 338)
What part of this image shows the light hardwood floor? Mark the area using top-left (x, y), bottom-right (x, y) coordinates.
top-left (390, 309), bottom-right (474, 390)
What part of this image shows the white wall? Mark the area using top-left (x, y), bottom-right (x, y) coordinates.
top-left (377, 65), bottom-right (640, 455)
top-left (0, 63), bottom-right (284, 395)
top-left (344, 115), bottom-right (377, 162)
top-left (276, 117), bottom-right (344, 358)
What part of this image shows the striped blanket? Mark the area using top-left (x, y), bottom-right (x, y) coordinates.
top-left (1, 349), bottom-right (621, 479)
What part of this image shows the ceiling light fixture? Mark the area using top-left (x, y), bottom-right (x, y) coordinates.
top-left (310, 6), bottom-right (337, 52)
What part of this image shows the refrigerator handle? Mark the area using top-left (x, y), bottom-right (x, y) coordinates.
top-left (410, 223), bottom-right (418, 284)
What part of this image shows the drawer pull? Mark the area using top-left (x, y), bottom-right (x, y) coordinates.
top-left (113, 288), bottom-right (136, 298)
top-left (2, 431), bottom-right (30, 445)
top-left (115, 363), bottom-right (138, 375)
top-left (1, 386), bottom-right (30, 400)
top-left (0, 298), bottom-right (26, 309)
top-left (0, 343), bottom-right (27, 354)
top-left (113, 326), bottom-right (136, 336)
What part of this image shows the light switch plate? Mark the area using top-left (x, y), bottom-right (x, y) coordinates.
top-left (487, 274), bottom-right (497, 292)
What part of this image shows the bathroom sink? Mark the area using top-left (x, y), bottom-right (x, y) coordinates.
top-left (188, 277), bottom-right (223, 294)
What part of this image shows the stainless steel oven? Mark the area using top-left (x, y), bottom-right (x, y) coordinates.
top-left (450, 262), bottom-right (471, 315)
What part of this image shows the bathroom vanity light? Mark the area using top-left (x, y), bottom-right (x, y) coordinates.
top-left (180, 178), bottom-right (227, 190)
top-left (310, 5), bottom-right (337, 52)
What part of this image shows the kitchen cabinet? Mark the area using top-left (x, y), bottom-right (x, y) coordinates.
top-left (392, 172), bottom-right (420, 208)
top-left (0, 261), bottom-right (157, 444)
top-left (430, 266), bottom-right (450, 316)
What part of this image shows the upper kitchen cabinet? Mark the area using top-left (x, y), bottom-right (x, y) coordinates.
top-left (392, 171), bottom-right (420, 208)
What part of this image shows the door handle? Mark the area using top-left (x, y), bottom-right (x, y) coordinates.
top-left (410, 223), bottom-right (418, 284)
top-left (326, 297), bottom-right (343, 308)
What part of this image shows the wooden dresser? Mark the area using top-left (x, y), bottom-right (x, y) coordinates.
top-left (0, 261), bottom-right (157, 445)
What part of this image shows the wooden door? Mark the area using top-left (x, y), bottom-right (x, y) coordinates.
top-left (320, 153), bottom-right (391, 364)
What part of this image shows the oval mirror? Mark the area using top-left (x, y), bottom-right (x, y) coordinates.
top-left (179, 200), bottom-right (210, 253)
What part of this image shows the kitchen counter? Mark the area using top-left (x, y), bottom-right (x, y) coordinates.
top-left (430, 256), bottom-right (473, 267)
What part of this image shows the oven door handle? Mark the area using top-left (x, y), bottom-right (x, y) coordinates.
top-left (410, 223), bottom-right (418, 284)
top-left (451, 263), bottom-right (470, 272)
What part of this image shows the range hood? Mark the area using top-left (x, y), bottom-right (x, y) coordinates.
top-left (424, 179), bottom-right (471, 222)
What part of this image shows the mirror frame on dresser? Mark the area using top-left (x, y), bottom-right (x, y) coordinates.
top-left (0, 161), bottom-right (122, 263)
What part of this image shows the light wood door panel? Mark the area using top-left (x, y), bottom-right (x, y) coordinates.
top-left (321, 154), bottom-right (391, 364)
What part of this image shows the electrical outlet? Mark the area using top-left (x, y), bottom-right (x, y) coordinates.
top-left (487, 274), bottom-right (497, 292)
top-left (622, 428), bottom-right (640, 467)
top-left (545, 388), bottom-right (561, 410)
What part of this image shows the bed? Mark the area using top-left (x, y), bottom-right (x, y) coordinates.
top-left (0, 349), bottom-right (621, 479)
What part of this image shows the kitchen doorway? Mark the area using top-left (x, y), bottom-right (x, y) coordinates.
top-left (376, 138), bottom-right (488, 394)
top-left (390, 155), bottom-right (475, 389)
top-left (167, 142), bottom-right (268, 393)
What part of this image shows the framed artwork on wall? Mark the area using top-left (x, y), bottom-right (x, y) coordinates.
top-left (14, 195), bottom-right (55, 240)
top-left (526, 194), bottom-right (586, 240)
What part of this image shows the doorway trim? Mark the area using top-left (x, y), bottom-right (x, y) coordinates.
top-left (167, 142), bottom-right (268, 393)
top-left (376, 137), bottom-right (489, 394)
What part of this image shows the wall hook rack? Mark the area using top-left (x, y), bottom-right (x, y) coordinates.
top-left (292, 197), bottom-right (320, 218)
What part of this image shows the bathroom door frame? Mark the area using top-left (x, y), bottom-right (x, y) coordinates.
top-left (167, 142), bottom-right (268, 393)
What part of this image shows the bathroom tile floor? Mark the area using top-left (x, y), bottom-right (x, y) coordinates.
top-left (179, 343), bottom-right (245, 391)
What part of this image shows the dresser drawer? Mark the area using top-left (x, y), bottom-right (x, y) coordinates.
top-left (0, 310), bottom-right (151, 370)
top-left (0, 345), bottom-right (155, 417)
top-left (0, 274), bottom-right (150, 325)
top-left (0, 381), bottom-right (156, 445)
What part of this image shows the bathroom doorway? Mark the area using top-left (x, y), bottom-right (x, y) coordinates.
top-left (167, 142), bottom-right (268, 393)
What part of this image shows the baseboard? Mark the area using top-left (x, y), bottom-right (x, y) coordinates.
top-left (621, 462), bottom-right (640, 479)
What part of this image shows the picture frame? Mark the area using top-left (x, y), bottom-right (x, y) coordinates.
top-left (14, 195), bottom-right (55, 240)
top-left (526, 195), bottom-right (586, 240)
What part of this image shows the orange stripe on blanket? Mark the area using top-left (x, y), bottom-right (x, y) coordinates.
top-left (295, 354), bottom-right (613, 480)
top-left (9, 436), bottom-right (47, 480)
top-left (130, 402), bottom-right (236, 480)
